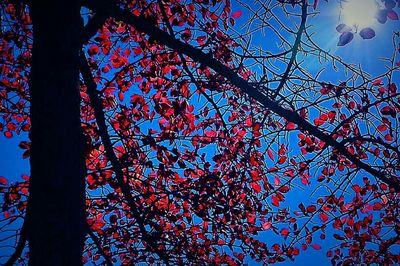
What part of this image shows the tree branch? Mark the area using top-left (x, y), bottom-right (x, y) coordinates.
top-left (273, 0), bottom-right (307, 97)
top-left (156, 0), bottom-right (228, 131)
top-left (341, 136), bottom-right (400, 157)
top-left (5, 220), bottom-right (27, 266)
top-left (83, 0), bottom-right (399, 191)
top-left (86, 224), bottom-right (113, 266)
top-left (81, 12), bottom-right (107, 44)
top-left (79, 53), bottom-right (170, 264)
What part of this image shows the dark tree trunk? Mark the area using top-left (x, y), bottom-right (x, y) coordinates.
top-left (27, 1), bottom-right (86, 265)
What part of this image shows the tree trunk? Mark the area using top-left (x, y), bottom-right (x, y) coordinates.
top-left (27, 1), bottom-right (86, 265)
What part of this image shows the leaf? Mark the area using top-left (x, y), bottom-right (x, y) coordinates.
top-left (313, 118), bottom-right (321, 126)
top-left (385, 0), bottom-right (396, 9)
top-left (312, 244), bottom-right (321, 250)
top-left (133, 47), bottom-right (142, 56)
top-left (336, 24), bottom-right (351, 33)
top-left (286, 122), bottom-right (296, 130)
top-left (267, 149), bottom-right (274, 160)
top-left (0, 177), bottom-right (8, 186)
top-left (118, 91), bottom-right (124, 101)
top-left (281, 228), bottom-right (289, 238)
top-left (4, 131), bottom-right (12, 138)
top-left (313, 0), bottom-right (319, 10)
top-left (373, 78), bottom-right (382, 86)
top-left (337, 31), bottom-right (354, 46)
top-left (333, 234), bottom-right (345, 240)
top-left (387, 10), bottom-right (399, 20)
top-left (377, 124), bottom-right (387, 132)
top-left (88, 45), bottom-right (99, 56)
top-left (262, 221), bottom-right (272, 230)
top-left (376, 9), bottom-right (388, 24)
top-left (232, 11), bottom-right (243, 19)
top-left (359, 27), bottom-right (376, 39)
top-left (251, 182), bottom-right (261, 193)
top-left (274, 176), bottom-right (280, 186)
top-left (306, 205), bottom-right (316, 213)
top-left (373, 202), bottom-right (383, 210)
top-left (278, 156), bottom-right (287, 164)
top-left (319, 213), bottom-right (328, 222)
top-left (196, 36), bottom-right (206, 45)
top-left (272, 195), bottom-right (280, 207)
top-left (385, 133), bottom-right (393, 141)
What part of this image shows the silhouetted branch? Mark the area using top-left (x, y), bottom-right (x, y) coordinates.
top-left (4, 220), bottom-right (27, 266)
top-left (86, 224), bottom-right (113, 266)
top-left (84, 0), bottom-right (400, 192)
top-left (273, 0), bottom-right (307, 97)
top-left (81, 12), bottom-right (107, 44)
top-left (79, 53), bottom-right (170, 264)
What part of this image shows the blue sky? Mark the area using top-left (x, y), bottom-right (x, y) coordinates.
top-left (252, 1), bottom-right (399, 265)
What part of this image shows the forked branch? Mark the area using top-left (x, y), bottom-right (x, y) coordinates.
top-left (83, 0), bottom-right (400, 192)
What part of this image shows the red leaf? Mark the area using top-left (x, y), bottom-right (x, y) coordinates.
top-left (286, 122), bottom-right (296, 130)
top-left (267, 149), bottom-right (274, 160)
top-left (210, 13), bottom-right (218, 21)
top-left (268, 167), bottom-right (278, 173)
top-left (312, 244), bottom-right (321, 250)
top-left (262, 221), bottom-right (272, 230)
top-left (217, 239), bottom-right (225, 245)
top-left (196, 36), bottom-right (206, 45)
top-left (251, 182), bottom-right (261, 193)
top-left (328, 111), bottom-right (336, 120)
top-left (274, 176), bottom-right (280, 186)
top-left (313, 0), bottom-right (319, 10)
top-left (272, 195), bottom-right (280, 207)
top-left (118, 91), bottom-right (124, 101)
top-left (319, 114), bottom-right (328, 121)
top-left (333, 234), bottom-right (345, 240)
top-left (281, 228), bottom-right (289, 239)
top-left (88, 213), bottom-right (105, 233)
top-left (387, 10), bottom-right (399, 20)
top-left (232, 11), bottom-right (243, 19)
top-left (377, 124), bottom-right (387, 132)
top-left (319, 213), bottom-right (328, 222)
top-left (307, 205), bottom-right (316, 213)
top-left (4, 131), bottom-right (12, 138)
top-left (0, 177), bottom-right (8, 186)
top-left (373, 202), bottom-right (383, 210)
top-left (278, 156), bottom-right (287, 165)
top-left (250, 170), bottom-right (260, 181)
top-left (133, 47), bottom-right (142, 56)
top-left (314, 118), bottom-right (324, 126)
top-left (384, 134), bottom-right (393, 141)
top-left (373, 79), bottom-right (382, 86)
top-left (88, 45), bottom-right (99, 56)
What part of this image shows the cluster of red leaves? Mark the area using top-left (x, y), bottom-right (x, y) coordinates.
top-left (0, 2), bottom-right (31, 139)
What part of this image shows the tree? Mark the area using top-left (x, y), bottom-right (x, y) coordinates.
top-left (0, 0), bottom-right (399, 265)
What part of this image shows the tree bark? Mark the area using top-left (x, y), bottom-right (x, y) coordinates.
top-left (27, 1), bottom-right (86, 265)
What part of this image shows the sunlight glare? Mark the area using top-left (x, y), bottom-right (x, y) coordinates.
top-left (341, 0), bottom-right (378, 28)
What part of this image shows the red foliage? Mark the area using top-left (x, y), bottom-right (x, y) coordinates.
top-left (0, 0), bottom-right (399, 265)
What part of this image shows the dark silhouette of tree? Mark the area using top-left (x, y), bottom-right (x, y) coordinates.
top-left (0, 0), bottom-right (399, 265)
top-left (26, 1), bottom-right (86, 265)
